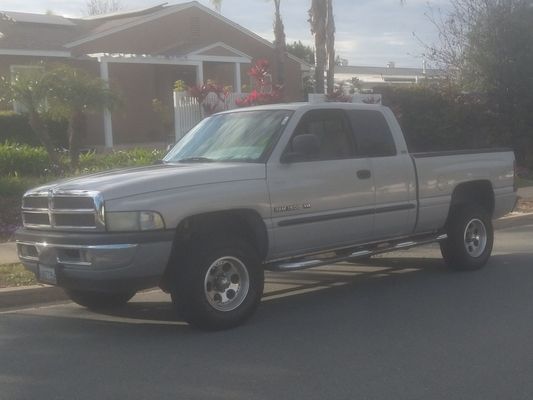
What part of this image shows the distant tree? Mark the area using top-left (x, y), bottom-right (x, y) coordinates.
top-left (421, 0), bottom-right (533, 166)
top-left (47, 65), bottom-right (120, 168)
top-left (272, 0), bottom-right (287, 87)
top-left (287, 41), bottom-right (315, 65)
top-left (309, 0), bottom-right (327, 93)
top-left (0, 67), bottom-right (59, 164)
top-left (86, 0), bottom-right (122, 16)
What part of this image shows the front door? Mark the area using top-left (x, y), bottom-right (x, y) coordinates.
top-left (267, 109), bottom-right (375, 259)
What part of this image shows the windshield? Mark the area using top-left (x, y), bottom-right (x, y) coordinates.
top-left (164, 110), bottom-right (293, 163)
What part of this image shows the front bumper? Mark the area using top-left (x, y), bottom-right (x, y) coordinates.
top-left (15, 228), bottom-right (175, 293)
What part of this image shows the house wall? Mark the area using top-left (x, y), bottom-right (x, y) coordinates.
top-left (0, 55), bottom-right (105, 147)
top-left (108, 63), bottom-right (196, 145)
top-left (70, 6), bottom-right (305, 101)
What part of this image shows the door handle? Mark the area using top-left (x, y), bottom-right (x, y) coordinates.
top-left (357, 169), bottom-right (371, 179)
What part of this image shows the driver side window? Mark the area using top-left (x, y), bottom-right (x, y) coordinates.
top-left (290, 109), bottom-right (355, 161)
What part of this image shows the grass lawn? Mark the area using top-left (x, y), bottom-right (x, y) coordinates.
top-left (517, 176), bottom-right (533, 188)
top-left (0, 263), bottom-right (36, 288)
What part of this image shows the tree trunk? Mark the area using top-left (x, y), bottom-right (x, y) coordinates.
top-left (69, 110), bottom-right (86, 169)
top-left (28, 111), bottom-right (59, 166)
top-left (326, 0), bottom-right (336, 94)
top-left (309, 0), bottom-right (327, 94)
top-left (273, 0), bottom-right (287, 91)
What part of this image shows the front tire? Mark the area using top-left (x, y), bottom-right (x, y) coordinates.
top-left (440, 205), bottom-right (494, 271)
top-left (171, 236), bottom-right (264, 330)
top-left (66, 289), bottom-right (135, 310)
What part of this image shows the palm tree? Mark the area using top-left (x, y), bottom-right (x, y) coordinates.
top-left (326, 0), bottom-right (335, 94)
top-left (47, 65), bottom-right (119, 168)
top-left (0, 68), bottom-right (59, 164)
top-left (309, 0), bottom-right (327, 93)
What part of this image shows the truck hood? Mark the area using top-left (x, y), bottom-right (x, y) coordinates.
top-left (30, 162), bottom-right (266, 200)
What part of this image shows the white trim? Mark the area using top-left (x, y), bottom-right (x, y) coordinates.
top-left (234, 62), bottom-right (241, 94)
top-left (63, 2), bottom-right (312, 68)
top-left (187, 54), bottom-right (250, 63)
top-left (0, 49), bottom-right (71, 57)
top-left (99, 61), bottom-right (114, 148)
top-left (87, 53), bottom-right (202, 66)
top-left (187, 42), bottom-right (251, 60)
top-left (196, 63), bottom-right (204, 85)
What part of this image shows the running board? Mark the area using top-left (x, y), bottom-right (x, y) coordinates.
top-left (267, 234), bottom-right (447, 272)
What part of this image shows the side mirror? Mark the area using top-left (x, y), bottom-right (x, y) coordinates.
top-left (281, 134), bottom-right (320, 163)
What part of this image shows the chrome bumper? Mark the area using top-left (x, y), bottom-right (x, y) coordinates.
top-left (16, 233), bottom-right (174, 291)
top-left (17, 241), bottom-right (138, 270)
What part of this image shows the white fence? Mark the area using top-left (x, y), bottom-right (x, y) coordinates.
top-left (173, 91), bottom-right (244, 141)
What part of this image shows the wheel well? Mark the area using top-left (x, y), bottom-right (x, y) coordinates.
top-left (160, 210), bottom-right (268, 291)
top-left (449, 180), bottom-right (495, 217)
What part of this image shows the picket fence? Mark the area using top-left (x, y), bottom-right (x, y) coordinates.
top-left (173, 91), bottom-right (244, 140)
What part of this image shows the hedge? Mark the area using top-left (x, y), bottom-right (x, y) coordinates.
top-left (0, 111), bottom-right (68, 148)
top-left (0, 142), bottom-right (165, 178)
top-left (376, 86), bottom-right (503, 153)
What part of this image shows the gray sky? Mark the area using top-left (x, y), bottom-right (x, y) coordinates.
top-left (0, 0), bottom-right (450, 68)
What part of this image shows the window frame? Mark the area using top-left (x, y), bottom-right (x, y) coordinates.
top-left (10, 65), bottom-right (46, 114)
top-left (346, 109), bottom-right (398, 158)
top-left (281, 108), bottom-right (357, 163)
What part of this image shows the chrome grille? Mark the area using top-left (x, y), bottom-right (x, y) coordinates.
top-left (22, 190), bottom-right (104, 231)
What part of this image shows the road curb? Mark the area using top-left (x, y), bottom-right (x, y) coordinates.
top-left (494, 212), bottom-right (533, 230)
top-left (0, 285), bottom-right (67, 310)
top-left (1, 212), bottom-right (533, 310)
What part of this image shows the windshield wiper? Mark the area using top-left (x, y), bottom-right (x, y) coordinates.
top-left (178, 157), bottom-right (215, 163)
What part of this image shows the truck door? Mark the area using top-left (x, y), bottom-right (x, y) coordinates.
top-left (346, 109), bottom-right (417, 239)
top-left (267, 109), bottom-right (375, 259)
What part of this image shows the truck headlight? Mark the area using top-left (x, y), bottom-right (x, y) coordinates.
top-left (106, 211), bottom-right (165, 232)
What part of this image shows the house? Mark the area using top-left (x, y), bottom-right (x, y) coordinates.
top-left (334, 62), bottom-right (442, 92)
top-left (0, 2), bottom-right (309, 148)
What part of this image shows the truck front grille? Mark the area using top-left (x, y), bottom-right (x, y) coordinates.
top-left (22, 190), bottom-right (104, 231)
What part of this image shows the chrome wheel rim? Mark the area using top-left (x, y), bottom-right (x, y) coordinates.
top-left (463, 218), bottom-right (487, 258)
top-left (204, 256), bottom-right (250, 312)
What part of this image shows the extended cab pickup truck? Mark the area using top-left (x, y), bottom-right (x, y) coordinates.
top-left (16, 103), bottom-right (517, 329)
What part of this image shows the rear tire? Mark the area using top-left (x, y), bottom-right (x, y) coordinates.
top-left (170, 235), bottom-right (264, 330)
top-left (66, 289), bottom-right (135, 310)
top-left (440, 205), bottom-right (493, 271)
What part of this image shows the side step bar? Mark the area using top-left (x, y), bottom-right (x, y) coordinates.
top-left (267, 233), bottom-right (447, 272)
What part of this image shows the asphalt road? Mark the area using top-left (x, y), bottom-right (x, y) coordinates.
top-left (1, 224), bottom-right (533, 400)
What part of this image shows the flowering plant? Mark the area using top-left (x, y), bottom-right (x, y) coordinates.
top-left (188, 80), bottom-right (230, 116)
top-left (236, 59), bottom-right (283, 107)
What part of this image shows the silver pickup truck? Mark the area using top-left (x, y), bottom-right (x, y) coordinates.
top-left (16, 103), bottom-right (516, 329)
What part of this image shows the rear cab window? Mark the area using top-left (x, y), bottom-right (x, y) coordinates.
top-left (347, 110), bottom-right (397, 157)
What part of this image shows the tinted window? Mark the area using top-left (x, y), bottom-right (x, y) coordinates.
top-left (290, 109), bottom-right (354, 161)
top-left (348, 110), bottom-right (397, 157)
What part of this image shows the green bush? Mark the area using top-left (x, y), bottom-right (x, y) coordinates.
top-left (377, 86), bottom-right (502, 153)
top-left (0, 111), bottom-right (68, 148)
top-left (0, 142), bottom-right (52, 176)
top-left (0, 175), bottom-right (48, 197)
top-left (0, 142), bottom-right (165, 178)
top-left (78, 148), bottom-right (165, 173)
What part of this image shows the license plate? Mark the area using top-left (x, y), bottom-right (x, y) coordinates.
top-left (38, 265), bottom-right (57, 285)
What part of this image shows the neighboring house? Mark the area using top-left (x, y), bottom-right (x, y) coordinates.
top-left (335, 63), bottom-right (442, 92)
top-left (0, 2), bottom-right (310, 148)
